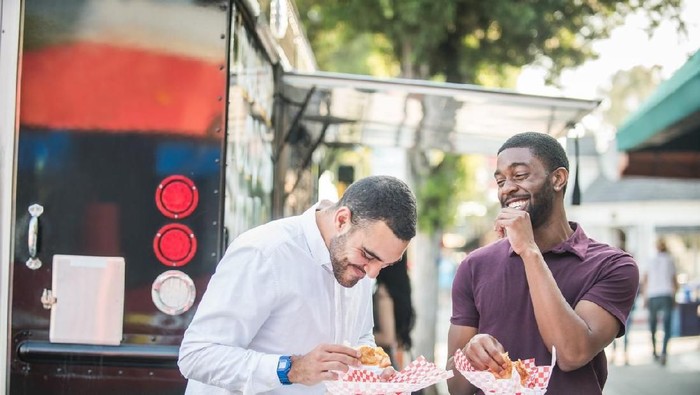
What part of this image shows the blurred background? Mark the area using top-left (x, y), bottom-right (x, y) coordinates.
top-left (292, 1), bottom-right (700, 394)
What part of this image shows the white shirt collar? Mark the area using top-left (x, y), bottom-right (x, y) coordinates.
top-left (301, 202), bottom-right (331, 267)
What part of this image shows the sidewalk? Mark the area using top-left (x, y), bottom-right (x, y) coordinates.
top-left (603, 316), bottom-right (700, 395)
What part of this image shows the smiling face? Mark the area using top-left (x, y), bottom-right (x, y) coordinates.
top-left (495, 147), bottom-right (558, 229)
top-left (329, 220), bottom-right (408, 288)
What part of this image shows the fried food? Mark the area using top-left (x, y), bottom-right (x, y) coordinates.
top-left (488, 352), bottom-right (529, 385)
top-left (488, 352), bottom-right (513, 379)
top-left (356, 345), bottom-right (391, 368)
top-left (514, 359), bottom-right (529, 386)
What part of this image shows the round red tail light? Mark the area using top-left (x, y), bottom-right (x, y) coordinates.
top-left (153, 224), bottom-right (197, 267)
top-left (155, 175), bottom-right (199, 219)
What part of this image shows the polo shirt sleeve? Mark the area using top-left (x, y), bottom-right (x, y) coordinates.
top-left (450, 255), bottom-right (480, 328)
top-left (581, 254), bottom-right (639, 337)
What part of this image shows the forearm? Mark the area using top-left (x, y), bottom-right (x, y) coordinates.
top-left (373, 330), bottom-right (396, 350)
top-left (374, 287), bottom-right (397, 348)
top-left (673, 277), bottom-right (679, 297)
top-left (179, 338), bottom-right (281, 392)
top-left (446, 356), bottom-right (477, 395)
top-left (446, 325), bottom-right (480, 395)
top-left (520, 249), bottom-right (597, 370)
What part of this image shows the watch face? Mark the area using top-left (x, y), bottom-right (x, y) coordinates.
top-left (278, 359), bottom-right (289, 369)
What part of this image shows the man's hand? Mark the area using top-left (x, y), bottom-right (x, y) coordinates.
top-left (287, 343), bottom-right (360, 386)
top-left (379, 366), bottom-right (398, 381)
top-left (494, 208), bottom-right (537, 256)
top-left (461, 334), bottom-right (508, 375)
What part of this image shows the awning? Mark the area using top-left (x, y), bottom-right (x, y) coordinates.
top-left (616, 51), bottom-right (700, 179)
top-left (617, 51), bottom-right (700, 152)
top-left (282, 71), bottom-right (600, 155)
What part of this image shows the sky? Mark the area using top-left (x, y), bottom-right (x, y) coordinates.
top-left (517, 0), bottom-right (700, 99)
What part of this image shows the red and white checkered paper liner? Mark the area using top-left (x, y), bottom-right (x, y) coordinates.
top-left (324, 355), bottom-right (453, 395)
top-left (453, 347), bottom-right (556, 395)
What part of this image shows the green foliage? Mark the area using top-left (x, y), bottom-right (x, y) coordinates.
top-left (295, 0), bottom-right (684, 234)
top-left (602, 65), bottom-right (663, 127)
top-left (416, 153), bottom-right (469, 235)
top-left (295, 0), bottom-right (684, 85)
top-left (313, 31), bottom-right (399, 76)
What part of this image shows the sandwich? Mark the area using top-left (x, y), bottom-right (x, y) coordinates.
top-left (488, 352), bottom-right (529, 386)
top-left (356, 345), bottom-right (391, 368)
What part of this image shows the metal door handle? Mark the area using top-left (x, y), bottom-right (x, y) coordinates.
top-left (26, 204), bottom-right (44, 270)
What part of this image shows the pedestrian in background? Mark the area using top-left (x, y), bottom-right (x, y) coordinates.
top-left (642, 238), bottom-right (678, 366)
top-left (373, 253), bottom-right (416, 369)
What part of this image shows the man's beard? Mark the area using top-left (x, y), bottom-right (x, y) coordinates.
top-left (329, 231), bottom-right (360, 288)
top-left (528, 178), bottom-right (556, 229)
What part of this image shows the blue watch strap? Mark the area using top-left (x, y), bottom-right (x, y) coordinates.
top-left (277, 355), bottom-right (293, 385)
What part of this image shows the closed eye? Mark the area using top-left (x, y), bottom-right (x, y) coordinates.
top-left (361, 247), bottom-right (382, 263)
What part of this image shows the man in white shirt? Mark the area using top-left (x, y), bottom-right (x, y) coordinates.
top-left (178, 175), bottom-right (417, 394)
top-left (643, 238), bottom-right (678, 366)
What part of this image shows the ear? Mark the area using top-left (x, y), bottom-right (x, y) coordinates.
top-left (551, 167), bottom-right (568, 192)
top-left (334, 206), bottom-right (352, 232)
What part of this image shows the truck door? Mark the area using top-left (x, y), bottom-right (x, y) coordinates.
top-left (10, 0), bottom-right (229, 393)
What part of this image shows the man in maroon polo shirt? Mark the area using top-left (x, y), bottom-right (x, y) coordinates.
top-left (446, 132), bottom-right (638, 395)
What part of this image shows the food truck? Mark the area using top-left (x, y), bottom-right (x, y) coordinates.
top-left (0, 1), bottom-right (598, 393)
top-left (0, 0), bottom-right (319, 393)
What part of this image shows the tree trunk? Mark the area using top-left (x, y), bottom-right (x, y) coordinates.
top-left (411, 231), bottom-right (441, 395)
top-left (401, 39), bottom-right (415, 79)
top-left (401, 57), bottom-right (442, 395)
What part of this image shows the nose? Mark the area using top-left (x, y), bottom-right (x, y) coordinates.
top-left (500, 179), bottom-right (518, 194)
top-left (364, 261), bottom-right (383, 279)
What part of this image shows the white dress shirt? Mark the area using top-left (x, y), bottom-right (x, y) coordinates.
top-left (179, 203), bottom-right (376, 394)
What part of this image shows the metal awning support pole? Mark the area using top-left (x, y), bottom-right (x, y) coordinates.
top-left (572, 134), bottom-right (581, 205)
top-left (284, 119), bottom-right (331, 200)
top-left (273, 86), bottom-right (316, 163)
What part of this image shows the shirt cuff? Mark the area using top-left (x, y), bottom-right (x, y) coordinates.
top-left (259, 353), bottom-right (284, 389)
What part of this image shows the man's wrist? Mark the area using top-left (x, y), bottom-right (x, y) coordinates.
top-left (287, 355), bottom-right (300, 384)
top-left (519, 247), bottom-right (543, 263)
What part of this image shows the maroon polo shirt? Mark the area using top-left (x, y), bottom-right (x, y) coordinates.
top-left (451, 222), bottom-right (638, 395)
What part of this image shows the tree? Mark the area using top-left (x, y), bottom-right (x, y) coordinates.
top-left (296, 0), bottom-right (684, 85)
top-left (602, 65), bottom-right (664, 127)
top-left (294, 1), bottom-right (685, 388)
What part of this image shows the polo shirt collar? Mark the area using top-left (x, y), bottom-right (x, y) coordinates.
top-left (301, 202), bottom-right (331, 267)
top-left (549, 222), bottom-right (588, 259)
top-left (509, 221), bottom-right (588, 260)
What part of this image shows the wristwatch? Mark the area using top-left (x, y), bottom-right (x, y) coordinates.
top-left (277, 355), bottom-right (293, 385)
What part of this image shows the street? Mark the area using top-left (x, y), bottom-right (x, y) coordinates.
top-left (603, 318), bottom-right (700, 395)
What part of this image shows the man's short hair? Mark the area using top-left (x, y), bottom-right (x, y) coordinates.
top-left (336, 175), bottom-right (417, 241)
top-left (497, 131), bottom-right (569, 172)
